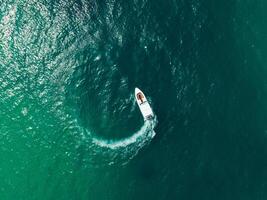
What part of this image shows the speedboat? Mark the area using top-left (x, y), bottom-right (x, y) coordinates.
top-left (135, 88), bottom-right (154, 121)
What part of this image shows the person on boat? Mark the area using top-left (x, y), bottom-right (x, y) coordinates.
top-left (137, 92), bottom-right (145, 103)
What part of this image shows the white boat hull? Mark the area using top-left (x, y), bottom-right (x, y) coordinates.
top-left (135, 88), bottom-right (154, 121)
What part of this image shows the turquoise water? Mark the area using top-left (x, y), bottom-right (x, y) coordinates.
top-left (0, 0), bottom-right (267, 199)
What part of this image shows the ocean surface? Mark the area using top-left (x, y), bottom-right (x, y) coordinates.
top-left (0, 0), bottom-right (267, 199)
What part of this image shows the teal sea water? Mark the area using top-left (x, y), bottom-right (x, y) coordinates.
top-left (0, 0), bottom-right (267, 199)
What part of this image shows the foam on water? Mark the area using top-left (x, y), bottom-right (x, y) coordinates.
top-left (92, 118), bottom-right (157, 149)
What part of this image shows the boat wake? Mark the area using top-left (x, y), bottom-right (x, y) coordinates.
top-left (92, 118), bottom-right (157, 149)
top-left (79, 117), bottom-right (158, 166)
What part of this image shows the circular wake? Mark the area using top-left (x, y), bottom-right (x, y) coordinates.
top-left (92, 117), bottom-right (157, 149)
top-left (82, 116), bottom-right (158, 166)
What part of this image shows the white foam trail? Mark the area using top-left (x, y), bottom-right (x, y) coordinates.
top-left (92, 118), bottom-right (157, 150)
